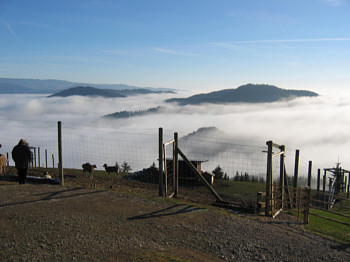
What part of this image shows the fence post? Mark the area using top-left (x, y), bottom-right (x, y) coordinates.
top-left (348, 173), bottom-right (350, 198)
top-left (38, 147), bottom-right (41, 168)
top-left (6, 152), bottom-right (9, 166)
top-left (33, 147), bottom-right (37, 169)
top-left (174, 132), bottom-right (179, 197)
top-left (158, 128), bottom-right (164, 197)
top-left (293, 149), bottom-right (300, 205)
top-left (304, 187), bottom-right (311, 224)
top-left (307, 161), bottom-right (312, 188)
top-left (265, 140), bottom-right (273, 216)
top-left (317, 169), bottom-right (320, 207)
top-left (279, 145), bottom-right (285, 208)
top-left (58, 121), bottom-right (64, 186)
top-left (323, 170), bottom-right (326, 208)
top-left (45, 149), bottom-right (48, 168)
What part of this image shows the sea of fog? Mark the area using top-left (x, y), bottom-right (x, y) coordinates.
top-left (1, 91), bottom-right (350, 179)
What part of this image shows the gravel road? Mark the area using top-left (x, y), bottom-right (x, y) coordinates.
top-left (0, 179), bottom-right (349, 262)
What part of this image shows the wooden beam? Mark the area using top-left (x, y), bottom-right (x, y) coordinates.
top-left (177, 147), bottom-right (223, 202)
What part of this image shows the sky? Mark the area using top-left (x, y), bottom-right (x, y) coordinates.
top-left (1, 0), bottom-right (350, 95)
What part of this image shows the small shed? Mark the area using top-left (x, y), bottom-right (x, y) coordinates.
top-left (166, 159), bottom-right (213, 186)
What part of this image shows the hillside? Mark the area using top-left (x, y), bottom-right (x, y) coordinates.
top-left (103, 107), bottom-right (162, 119)
top-left (0, 78), bottom-right (176, 94)
top-left (0, 83), bottom-right (36, 94)
top-left (166, 84), bottom-right (318, 105)
top-left (49, 86), bottom-right (174, 98)
top-left (48, 86), bottom-right (126, 98)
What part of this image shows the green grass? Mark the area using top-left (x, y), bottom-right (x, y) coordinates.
top-left (307, 208), bottom-right (350, 243)
top-left (287, 195), bottom-right (350, 244)
top-left (212, 180), bottom-right (266, 202)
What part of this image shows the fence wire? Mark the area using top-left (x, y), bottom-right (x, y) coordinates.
top-left (0, 120), bottom-right (322, 180)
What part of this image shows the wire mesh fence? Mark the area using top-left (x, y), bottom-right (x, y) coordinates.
top-left (0, 120), bottom-right (321, 182)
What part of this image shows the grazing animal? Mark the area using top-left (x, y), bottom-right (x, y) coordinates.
top-left (0, 154), bottom-right (6, 175)
top-left (103, 163), bottom-right (120, 178)
top-left (82, 162), bottom-right (97, 177)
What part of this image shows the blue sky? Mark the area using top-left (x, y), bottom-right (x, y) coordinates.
top-left (1, 0), bottom-right (350, 95)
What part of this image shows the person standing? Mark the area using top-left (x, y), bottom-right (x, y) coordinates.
top-left (12, 139), bottom-right (32, 184)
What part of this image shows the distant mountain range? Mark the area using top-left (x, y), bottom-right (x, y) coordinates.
top-left (49, 86), bottom-right (174, 98)
top-left (0, 78), bottom-right (176, 94)
top-left (166, 84), bottom-right (318, 105)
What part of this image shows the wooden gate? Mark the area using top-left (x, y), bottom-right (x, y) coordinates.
top-left (158, 128), bottom-right (223, 202)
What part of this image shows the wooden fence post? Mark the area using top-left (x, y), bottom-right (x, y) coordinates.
top-left (158, 127), bottom-right (164, 197)
top-left (348, 173), bottom-right (350, 198)
top-left (323, 170), bottom-right (326, 208)
top-left (304, 187), bottom-right (311, 224)
top-left (307, 161), bottom-right (312, 188)
top-left (279, 145), bottom-right (285, 208)
top-left (174, 132), bottom-right (179, 197)
top-left (33, 147), bottom-right (37, 168)
top-left (45, 149), bottom-right (48, 168)
top-left (317, 169), bottom-right (321, 207)
top-left (6, 152), bottom-right (9, 166)
top-left (293, 149), bottom-right (300, 205)
top-left (58, 121), bottom-right (64, 186)
top-left (265, 141), bottom-right (273, 216)
top-left (38, 147), bottom-right (41, 168)
top-left (163, 143), bottom-right (168, 197)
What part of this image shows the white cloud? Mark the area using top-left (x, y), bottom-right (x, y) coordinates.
top-left (1, 92), bottom-right (349, 175)
top-left (0, 19), bottom-right (15, 37)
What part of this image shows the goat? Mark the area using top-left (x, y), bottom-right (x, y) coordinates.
top-left (82, 162), bottom-right (97, 178)
top-left (0, 154), bottom-right (6, 175)
top-left (103, 163), bottom-right (120, 178)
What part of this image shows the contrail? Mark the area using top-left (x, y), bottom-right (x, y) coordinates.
top-left (1, 19), bottom-right (16, 37)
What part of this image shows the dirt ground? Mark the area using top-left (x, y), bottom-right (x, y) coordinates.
top-left (1, 171), bottom-right (350, 261)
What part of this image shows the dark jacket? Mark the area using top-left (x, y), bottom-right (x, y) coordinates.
top-left (12, 143), bottom-right (32, 169)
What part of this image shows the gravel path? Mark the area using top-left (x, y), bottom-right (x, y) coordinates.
top-left (0, 180), bottom-right (349, 261)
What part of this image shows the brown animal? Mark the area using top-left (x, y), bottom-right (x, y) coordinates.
top-left (0, 154), bottom-right (6, 175)
top-left (82, 162), bottom-right (97, 177)
top-left (103, 163), bottom-right (120, 178)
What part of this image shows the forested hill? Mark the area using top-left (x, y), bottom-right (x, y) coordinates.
top-left (166, 84), bottom-right (318, 105)
top-left (49, 86), bottom-right (174, 98)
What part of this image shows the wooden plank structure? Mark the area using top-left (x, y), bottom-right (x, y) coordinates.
top-left (158, 128), bottom-right (223, 203)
